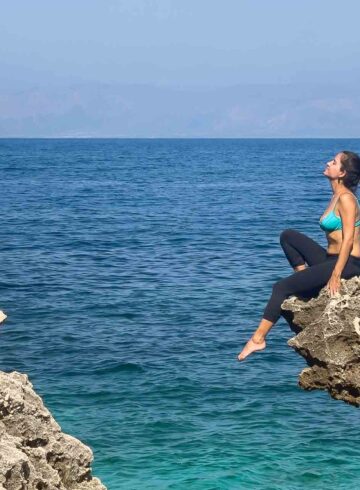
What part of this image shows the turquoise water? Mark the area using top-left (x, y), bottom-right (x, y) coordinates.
top-left (1, 138), bottom-right (360, 489)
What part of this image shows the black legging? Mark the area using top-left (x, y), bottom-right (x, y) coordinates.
top-left (262, 228), bottom-right (360, 323)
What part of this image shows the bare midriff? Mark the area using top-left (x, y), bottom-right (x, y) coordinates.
top-left (325, 229), bottom-right (360, 257)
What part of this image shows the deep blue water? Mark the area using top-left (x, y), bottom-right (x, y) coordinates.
top-left (1, 138), bottom-right (360, 490)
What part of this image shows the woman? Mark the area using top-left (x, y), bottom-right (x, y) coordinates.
top-left (238, 150), bottom-right (360, 361)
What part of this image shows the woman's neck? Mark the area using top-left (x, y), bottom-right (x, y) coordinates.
top-left (331, 180), bottom-right (348, 195)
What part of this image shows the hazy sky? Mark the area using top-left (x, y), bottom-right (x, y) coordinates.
top-left (2, 0), bottom-right (360, 89)
top-left (2, 1), bottom-right (360, 136)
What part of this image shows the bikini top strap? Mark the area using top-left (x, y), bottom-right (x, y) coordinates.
top-left (333, 192), bottom-right (357, 214)
top-left (331, 193), bottom-right (342, 213)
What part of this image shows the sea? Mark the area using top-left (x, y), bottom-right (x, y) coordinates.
top-left (1, 138), bottom-right (360, 490)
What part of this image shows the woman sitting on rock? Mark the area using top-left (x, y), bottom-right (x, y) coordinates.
top-left (238, 150), bottom-right (360, 361)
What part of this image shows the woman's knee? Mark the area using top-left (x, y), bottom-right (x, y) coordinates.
top-left (279, 228), bottom-right (297, 245)
top-left (272, 279), bottom-right (289, 297)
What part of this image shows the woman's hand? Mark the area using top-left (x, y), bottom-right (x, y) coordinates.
top-left (326, 272), bottom-right (341, 297)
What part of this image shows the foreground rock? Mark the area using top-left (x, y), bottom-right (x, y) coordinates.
top-left (0, 371), bottom-right (106, 489)
top-left (281, 275), bottom-right (360, 407)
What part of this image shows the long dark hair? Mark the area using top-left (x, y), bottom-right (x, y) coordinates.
top-left (339, 151), bottom-right (360, 193)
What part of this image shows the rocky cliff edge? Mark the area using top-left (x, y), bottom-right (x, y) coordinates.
top-left (281, 275), bottom-right (360, 407)
top-left (0, 371), bottom-right (106, 490)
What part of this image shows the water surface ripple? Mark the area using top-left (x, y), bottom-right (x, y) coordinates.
top-left (1, 138), bottom-right (360, 489)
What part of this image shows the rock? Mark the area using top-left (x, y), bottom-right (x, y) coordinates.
top-left (281, 275), bottom-right (360, 407)
top-left (0, 371), bottom-right (107, 489)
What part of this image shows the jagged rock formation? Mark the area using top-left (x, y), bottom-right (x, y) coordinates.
top-left (0, 371), bottom-right (106, 489)
top-left (281, 275), bottom-right (360, 407)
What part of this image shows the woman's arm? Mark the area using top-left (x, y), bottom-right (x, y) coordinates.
top-left (327, 193), bottom-right (356, 296)
top-left (332, 193), bottom-right (356, 277)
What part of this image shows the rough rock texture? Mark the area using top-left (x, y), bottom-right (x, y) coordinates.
top-left (0, 371), bottom-right (107, 489)
top-left (281, 275), bottom-right (360, 407)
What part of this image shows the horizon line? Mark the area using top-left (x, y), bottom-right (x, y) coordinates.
top-left (1, 137), bottom-right (360, 140)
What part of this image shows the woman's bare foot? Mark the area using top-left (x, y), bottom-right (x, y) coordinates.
top-left (0, 311), bottom-right (7, 324)
top-left (237, 336), bottom-right (266, 361)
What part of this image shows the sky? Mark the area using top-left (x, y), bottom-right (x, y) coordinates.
top-left (1, 1), bottom-right (360, 136)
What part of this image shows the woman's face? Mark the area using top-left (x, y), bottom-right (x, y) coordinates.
top-left (323, 152), bottom-right (346, 180)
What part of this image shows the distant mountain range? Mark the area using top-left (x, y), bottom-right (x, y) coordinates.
top-left (0, 82), bottom-right (359, 137)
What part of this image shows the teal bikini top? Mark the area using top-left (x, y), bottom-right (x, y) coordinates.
top-left (319, 193), bottom-right (360, 232)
